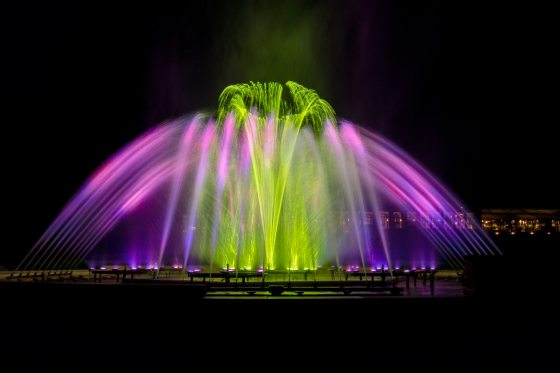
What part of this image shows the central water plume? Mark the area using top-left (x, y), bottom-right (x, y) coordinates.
top-left (19, 82), bottom-right (499, 273)
top-left (167, 81), bottom-right (376, 271)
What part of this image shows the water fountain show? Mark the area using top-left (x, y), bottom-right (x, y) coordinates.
top-left (17, 81), bottom-right (499, 282)
top-left (5, 4), bottom-right (557, 371)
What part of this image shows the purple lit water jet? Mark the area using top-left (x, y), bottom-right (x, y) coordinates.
top-left (18, 82), bottom-right (499, 273)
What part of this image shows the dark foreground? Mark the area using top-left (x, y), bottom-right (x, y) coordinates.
top-left (1, 281), bottom-right (556, 372)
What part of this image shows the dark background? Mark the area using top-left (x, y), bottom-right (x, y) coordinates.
top-left (1, 1), bottom-right (556, 266)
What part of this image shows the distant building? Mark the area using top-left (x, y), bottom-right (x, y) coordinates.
top-left (342, 210), bottom-right (477, 230)
top-left (481, 209), bottom-right (560, 236)
top-left (339, 208), bottom-right (559, 236)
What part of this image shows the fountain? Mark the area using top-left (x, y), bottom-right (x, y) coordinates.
top-left (18, 82), bottom-right (500, 274)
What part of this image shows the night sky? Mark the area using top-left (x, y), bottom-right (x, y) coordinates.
top-left (2, 1), bottom-right (556, 266)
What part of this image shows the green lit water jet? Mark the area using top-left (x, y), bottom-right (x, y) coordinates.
top-left (217, 81), bottom-right (335, 132)
top-left (185, 81), bottom-right (357, 271)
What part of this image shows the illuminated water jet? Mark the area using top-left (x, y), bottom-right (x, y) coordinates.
top-left (19, 82), bottom-right (499, 273)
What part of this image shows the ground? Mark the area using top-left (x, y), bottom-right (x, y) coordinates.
top-left (0, 273), bottom-right (555, 371)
